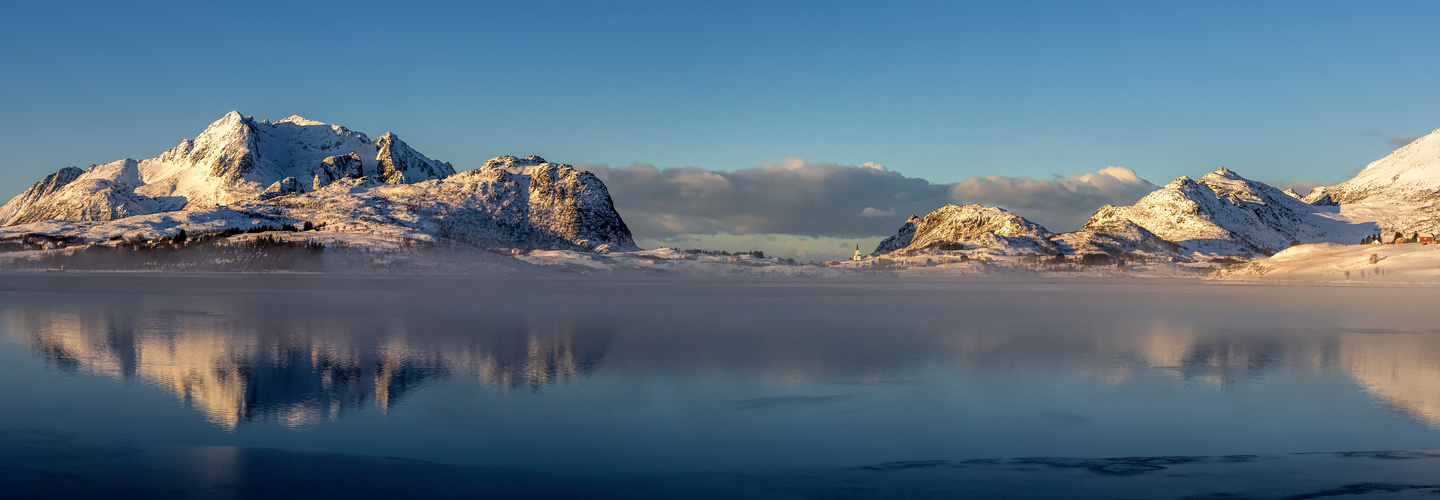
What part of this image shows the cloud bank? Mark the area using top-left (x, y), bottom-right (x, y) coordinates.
top-left (579, 159), bottom-right (1159, 242)
top-left (945, 166), bottom-right (1158, 233)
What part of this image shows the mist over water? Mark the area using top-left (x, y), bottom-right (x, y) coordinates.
top-left (3, 274), bottom-right (1440, 496)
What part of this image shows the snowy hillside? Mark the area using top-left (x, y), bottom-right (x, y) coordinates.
top-left (1325, 128), bottom-right (1440, 204)
top-left (267, 156), bottom-right (636, 252)
top-left (870, 202), bottom-right (1190, 264)
top-left (0, 112), bottom-right (455, 225)
top-left (0, 167), bottom-right (84, 225)
top-left (1082, 168), bottom-right (1376, 255)
top-left (1302, 127), bottom-right (1440, 234)
top-left (1055, 219), bottom-right (1181, 257)
top-left (871, 204), bottom-right (1059, 256)
top-left (1214, 242), bottom-right (1440, 284)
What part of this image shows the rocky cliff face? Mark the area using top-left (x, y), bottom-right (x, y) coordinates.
top-left (312, 153), bottom-right (364, 190)
top-left (228, 155), bottom-right (635, 252)
top-left (514, 158), bottom-right (634, 250)
top-left (375, 132), bottom-right (455, 184)
top-left (872, 215), bottom-right (921, 255)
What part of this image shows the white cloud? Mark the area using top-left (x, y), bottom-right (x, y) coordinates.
top-left (947, 166), bottom-right (1157, 232)
top-left (578, 158), bottom-right (953, 239)
top-left (578, 160), bottom-right (1162, 255)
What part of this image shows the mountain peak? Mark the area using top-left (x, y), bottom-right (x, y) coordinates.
top-left (1204, 167), bottom-right (1239, 179)
top-left (482, 155), bottom-right (550, 174)
top-left (1197, 168), bottom-right (1255, 188)
top-left (202, 111), bottom-right (250, 132)
top-left (276, 115), bottom-right (326, 126)
top-left (1197, 168), bottom-right (1264, 194)
top-left (1159, 176), bottom-right (1201, 194)
top-left (374, 132), bottom-right (455, 184)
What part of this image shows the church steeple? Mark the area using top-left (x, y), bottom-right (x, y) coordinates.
top-left (853, 245), bottom-right (863, 261)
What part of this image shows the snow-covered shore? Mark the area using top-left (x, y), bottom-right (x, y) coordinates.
top-left (1214, 242), bottom-right (1440, 285)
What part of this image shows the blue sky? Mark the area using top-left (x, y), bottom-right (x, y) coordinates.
top-left (3, 1), bottom-right (1440, 257)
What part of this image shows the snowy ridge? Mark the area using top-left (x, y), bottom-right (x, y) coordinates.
top-left (872, 215), bottom-right (920, 255)
top-left (375, 132), bottom-right (454, 184)
top-left (480, 155), bottom-right (549, 175)
top-left (262, 156), bottom-right (636, 252)
top-left (0, 111), bottom-right (456, 224)
top-left (0, 166), bottom-right (84, 225)
top-left (872, 204), bottom-right (1058, 255)
top-left (1056, 219), bottom-right (1180, 257)
top-left (1082, 168), bottom-right (1376, 255)
top-left (1325, 128), bottom-right (1440, 204)
top-left (871, 203), bottom-right (1182, 260)
top-left (1302, 127), bottom-right (1440, 234)
top-left (1301, 187), bottom-right (1339, 206)
top-left (3, 160), bottom-right (182, 225)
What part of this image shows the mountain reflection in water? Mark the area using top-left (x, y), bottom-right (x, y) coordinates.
top-left (3, 275), bottom-right (1440, 473)
top-left (2, 306), bottom-right (609, 430)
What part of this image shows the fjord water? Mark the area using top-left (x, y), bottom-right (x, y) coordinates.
top-left (3, 274), bottom-right (1440, 498)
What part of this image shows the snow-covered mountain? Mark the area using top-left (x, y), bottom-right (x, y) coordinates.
top-left (1306, 127), bottom-right (1440, 233)
top-left (872, 204), bottom-right (1059, 255)
top-left (1081, 168), bottom-right (1375, 255)
top-left (869, 170), bottom-right (1377, 260)
top-left (260, 155), bottom-right (636, 251)
top-left (871, 203), bottom-right (1184, 260)
top-left (0, 166), bottom-right (86, 225)
top-left (1325, 129), bottom-right (1440, 204)
top-left (0, 113), bottom-right (635, 253)
top-left (0, 112), bottom-right (455, 226)
top-left (1055, 219), bottom-right (1181, 257)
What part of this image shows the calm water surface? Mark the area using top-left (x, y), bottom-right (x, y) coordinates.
top-left (3, 274), bottom-right (1440, 497)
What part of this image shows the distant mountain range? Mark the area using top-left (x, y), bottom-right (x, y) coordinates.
top-left (866, 144), bottom-right (1440, 261)
top-left (5, 112), bottom-right (1440, 272)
